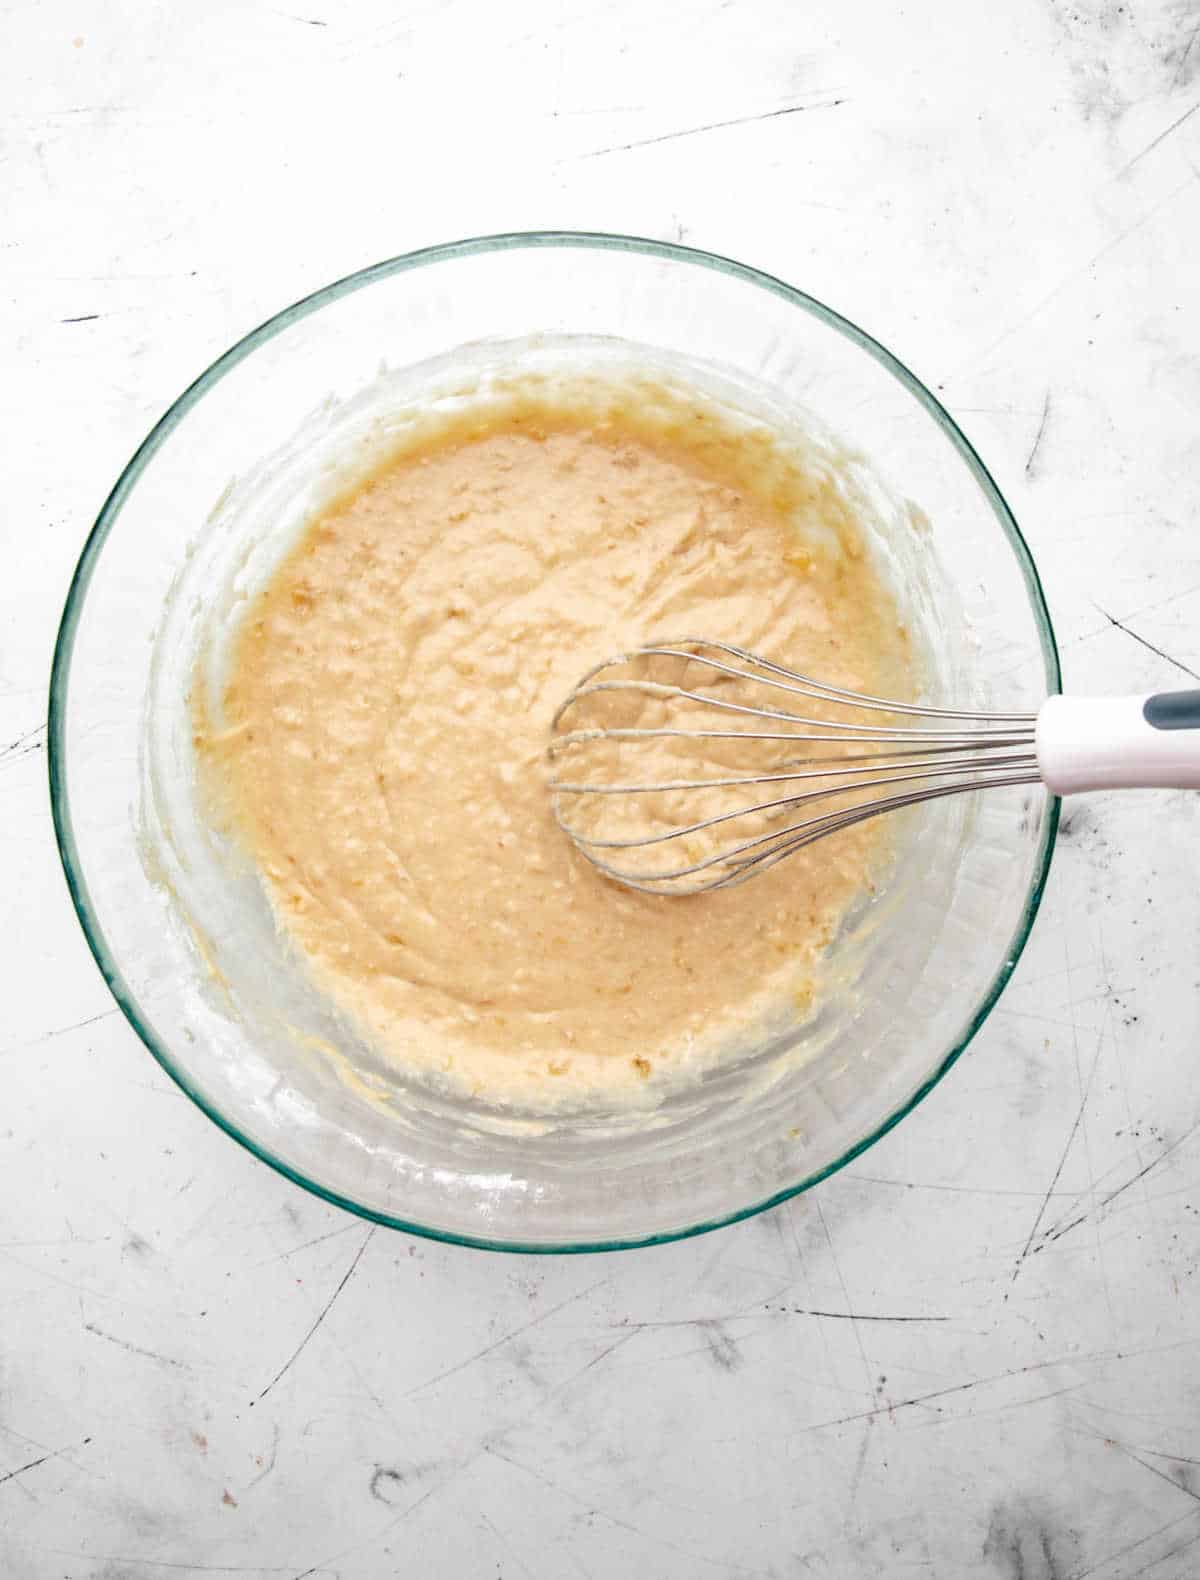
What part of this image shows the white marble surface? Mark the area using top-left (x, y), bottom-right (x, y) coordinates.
top-left (5, 1), bottom-right (1200, 1575)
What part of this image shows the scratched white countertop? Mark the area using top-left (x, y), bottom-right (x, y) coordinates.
top-left (5, 3), bottom-right (1200, 1576)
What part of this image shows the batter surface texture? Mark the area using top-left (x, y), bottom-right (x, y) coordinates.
top-left (196, 379), bottom-right (912, 1105)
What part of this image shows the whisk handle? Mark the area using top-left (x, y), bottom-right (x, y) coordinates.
top-left (1036, 692), bottom-right (1200, 795)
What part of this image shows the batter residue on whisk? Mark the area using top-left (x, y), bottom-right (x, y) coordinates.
top-left (196, 376), bottom-right (913, 1106)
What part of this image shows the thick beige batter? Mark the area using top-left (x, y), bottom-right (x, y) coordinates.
top-left (197, 378), bottom-right (913, 1105)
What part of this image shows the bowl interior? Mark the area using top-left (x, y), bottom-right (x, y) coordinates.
top-left (51, 235), bottom-right (1058, 1250)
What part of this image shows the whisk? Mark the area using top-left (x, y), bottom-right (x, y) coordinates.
top-left (548, 637), bottom-right (1200, 896)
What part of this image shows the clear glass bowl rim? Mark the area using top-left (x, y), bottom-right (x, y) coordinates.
top-left (48, 230), bottom-right (1062, 1254)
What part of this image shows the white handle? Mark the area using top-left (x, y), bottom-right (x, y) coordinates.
top-left (1036, 691), bottom-right (1200, 795)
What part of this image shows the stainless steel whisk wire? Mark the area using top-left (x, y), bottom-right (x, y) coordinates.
top-left (548, 638), bottom-right (1042, 895)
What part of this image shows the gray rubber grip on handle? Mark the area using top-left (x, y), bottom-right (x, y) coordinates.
top-left (1144, 690), bottom-right (1200, 731)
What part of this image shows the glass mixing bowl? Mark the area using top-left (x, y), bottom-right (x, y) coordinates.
top-left (50, 233), bottom-right (1059, 1252)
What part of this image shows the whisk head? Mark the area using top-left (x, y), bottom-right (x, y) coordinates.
top-left (547, 638), bottom-right (1040, 896)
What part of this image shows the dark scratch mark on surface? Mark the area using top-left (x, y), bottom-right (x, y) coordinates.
top-left (806, 1355), bottom-right (1080, 1432)
top-left (580, 99), bottom-right (846, 159)
top-left (1093, 605), bottom-right (1200, 681)
top-left (1025, 391), bottom-right (1052, 478)
top-left (1117, 97), bottom-right (1200, 178)
top-left (1, 1006), bottom-right (120, 1058)
top-left (254, 1225), bottom-right (375, 1403)
top-left (476, 1509), bottom-right (539, 1580)
top-left (61, 313), bottom-right (100, 323)
top-left (1104, 1437), bottom-right (1200, 1506)
top-left (0, 1437), bottom-right (90, 1488)
top-left (1040, 1118), bottom-right (1200, 1249)
top-left (561, 1328), bottom-right (641, 1387)
top-left (403, 1276), bottom-right (611, 1396)
top-left (1126, 1522), bottom-right (1200, 1578)
top-left (1139, 1447), bottom-right (1200, 1469)
top-left (1009, 1043), bottom-right (1102, 1292)
top-left (1174, 24), bottom-right (1200, 89)
top-left (847, 1172), bottom-right (1055, 1198)
top-left (814, 1197), bottom-right (874, 1406)
top-left (1, 723), bottom-right (46, 765)
top-left (84, 1321), bottom-right (188, 1369)
top-left (61, 1559), bottom-right (299, 1575)
top-left (608, 1283), bottom-right (806, 1339)
top-left (769, 1305), bottom-right (950, 1322)
top-left (0, 1450), bottom-right (56, 1488)
top-left (1070, 1510), bottom-right (1200, 1580)
top-left (255, 1222), bottom-right (359, 1265)
top-left (937, 1381), bottom-right (1084, 1427)
top-left (1115, 578), bottom-right (1200, 626)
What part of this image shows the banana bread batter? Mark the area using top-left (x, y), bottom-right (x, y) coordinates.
top-left (196, 378), bottom-right (913, 1106)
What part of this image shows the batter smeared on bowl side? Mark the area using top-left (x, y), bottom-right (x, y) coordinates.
top-left (195, 376), bottom-right (913, 1106)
